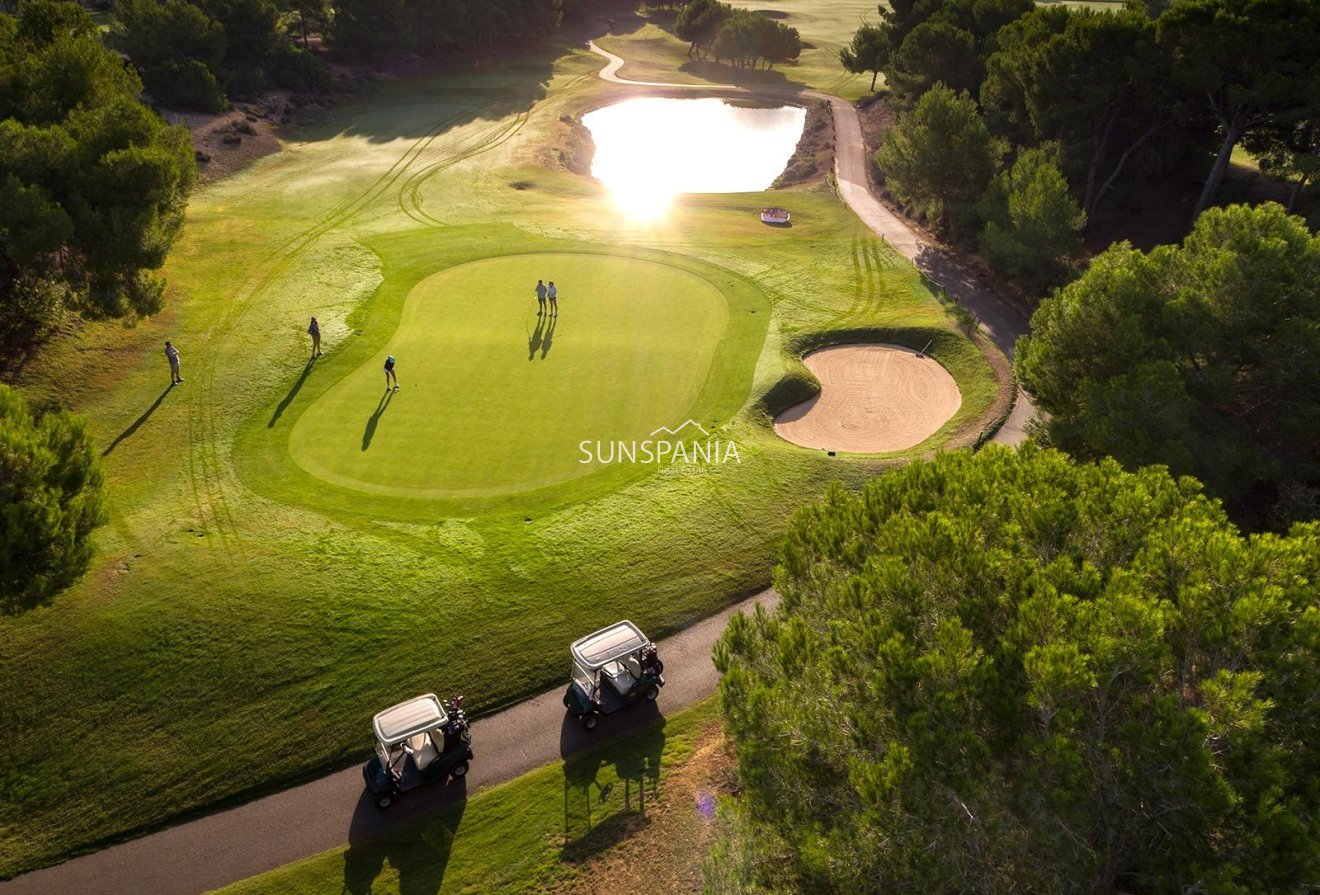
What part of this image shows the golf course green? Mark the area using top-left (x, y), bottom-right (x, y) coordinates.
top-left (0, 7), bottom-right (1006, 880)
top-left (290, 252), bottom-right (752, 497)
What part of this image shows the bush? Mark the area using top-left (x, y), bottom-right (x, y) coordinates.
top-left (143, 59), bottom-right (228, 113)
top-left (0, 384), bottom-right (108, 614)
top-left (270, 43), bottom-right (331, 94)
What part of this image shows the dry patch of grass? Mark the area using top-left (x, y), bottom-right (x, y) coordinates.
top-left (551, 719), bottom-right (734, 895)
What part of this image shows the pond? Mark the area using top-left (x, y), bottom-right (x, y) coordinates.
top-left (582, 97), bottom-right (806, 220)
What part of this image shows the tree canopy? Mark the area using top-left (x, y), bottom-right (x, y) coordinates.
top-left (1158, 0), bottom-right (1320, 221)
top-left (330, 0), bottom-right (562, 59)
top-left (981, 6), bottom-right (1170, 216)
top-left (0, 383), bottom-right (107, 614)
top-left (839, 21), bottom-right (887, 91)
top-left (0, 1), bottom-right (196, 339)
top-left (857, 0), bottom-right (1033, 105)
top-left (876, 83), bottom-right (1002, 234)
top-left (714, 445), bottom-right (1320, 895)
top-left (673, 1), bottom-right (801, 69)
top-left (977, 148), bottom-right (1086, 292)
top-left (1016, 202), bottom-right (1320, 527)
top-left (111, 0), bottom-right (330, 110)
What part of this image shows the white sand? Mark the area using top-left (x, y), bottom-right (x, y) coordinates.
top-left (773, 343), bottom-right (962, 453)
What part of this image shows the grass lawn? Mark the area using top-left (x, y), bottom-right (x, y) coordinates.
top-left (211, 698), bottom-right (726, 895)
top-left (287, 249), bottom-right (761, 499)
top-left (0, 24), bottom-right (1002, 880)
top-left (600, 1), bottom-right (877, 101)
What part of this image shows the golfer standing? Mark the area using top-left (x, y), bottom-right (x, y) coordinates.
top-left (384, 354), bottom-right (399, 390)
top-left (165, 341), bottom-right (183, 385)
top-left (308, 316), bottom-right (322, 358)
top-left (535, 279), bottom-right (548, 316)
top-left (547, 281), bottom-right (558, 316)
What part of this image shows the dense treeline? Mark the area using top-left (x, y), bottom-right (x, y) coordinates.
top-left (674, 0), bottom-right (801, 70)
top-left (712, 446), bottom-right (1320, 895)
top-left (330, 0), bottom-right (562, 60)
top-left (1017, 202), bottom-right (1320, 528)
top-left (847, 0), bottom-right (1320, 285)
top-left (110, 0), bottom-right (331, 111)
top-left (0, 1), bottom-right (196, 339)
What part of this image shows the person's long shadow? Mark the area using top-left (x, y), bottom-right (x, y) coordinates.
top-left (540, 316), bottom-right (557, 359)
top-left (268, 358), bottom-right (316, 428)
top-left (528, 315), bottom-right (546, 360)
top-left (342, 780), bottom-right (468, 895)
top-left (361, 389), bottom-right (395, 451)
top-left (101, 386), bottom-right (172, 457)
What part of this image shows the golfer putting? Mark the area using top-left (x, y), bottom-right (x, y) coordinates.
top-left (384, 354), bottom-right (399, 390)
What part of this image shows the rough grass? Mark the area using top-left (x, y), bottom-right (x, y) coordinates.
top-left (210, 698), bottom-right (724, 895)
top-left (0, 33), bottom-right (1001, 879)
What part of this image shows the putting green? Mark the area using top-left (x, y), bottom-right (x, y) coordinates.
top-left (288, 252), bottom-right (736, 496)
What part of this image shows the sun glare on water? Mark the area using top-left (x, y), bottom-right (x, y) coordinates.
top-left (583, 97), bottom-right (806, 221)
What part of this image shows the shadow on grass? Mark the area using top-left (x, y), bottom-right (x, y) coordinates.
top-left (300, 26), bottom-right (606, 145)
top-left (559, 703), bottom-right (665, 862)
top-left (678, 59), bottom-right (796, 91)
top-left (343, 779), bottom-right (469, 895)
top-left (268, 358), bottom-right (316, 428)
top-left (540, 315), bottom-right (557, 359)
top-left (362, 388), bottom-right (395, 450)
top-left (101, 386), bottom-right (173, 457)
top-left (528, 314), bottom-right (546, 360)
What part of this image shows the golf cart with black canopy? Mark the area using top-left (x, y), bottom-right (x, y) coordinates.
top-left (563, 620), bottom-right (665, 729)
top-left (362, 693), bottom-right (472, 809)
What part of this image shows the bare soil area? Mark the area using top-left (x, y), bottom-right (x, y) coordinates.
top-left (550, 718), bottom-right (735, 895)
top-left (774, 99), bottom-right (834, 188)
top-left (182, 94), bottom-right (299, 183)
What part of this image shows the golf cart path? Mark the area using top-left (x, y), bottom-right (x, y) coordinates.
top-left (0, 590), bottom-right (778, 895)
top-left (590, 40), bottom-right (1034, 445)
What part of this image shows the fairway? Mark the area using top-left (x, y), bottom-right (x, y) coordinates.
top-left (289, 253), bottom-right (734, 496)
top-left (0, 25), bottom-right (1005, 881)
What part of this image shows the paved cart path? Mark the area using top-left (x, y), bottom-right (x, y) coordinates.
top-left (0, 590), bottom-right (779, 895)
top-left (1, 39), bottom-right (1037, 895)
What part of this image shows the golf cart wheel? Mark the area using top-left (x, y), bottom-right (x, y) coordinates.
top-left (582, 711), bottom-right (600, 730)
top-left (376, 795), bottom-right (393, 810)
top-left (645, 684), bottom-right (660, 702)
top-left (450, 760), bottom-right (469, 779)
top-left (653, 659), bottom-right (664, 676)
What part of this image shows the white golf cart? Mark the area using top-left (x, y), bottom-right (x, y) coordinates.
top-left (562, 620), bottom-right (665, 729)
top-left (361, 693), bottom-right (472, 809)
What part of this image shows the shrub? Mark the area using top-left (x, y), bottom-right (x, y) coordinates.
top-left (270, 43), bottom-right (332, 94)
top-left (0, 384), bottom-right (108, 614)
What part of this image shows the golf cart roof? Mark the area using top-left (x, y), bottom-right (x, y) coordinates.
top-left (372, 693), bottom-right (448, 746)
top-left (571, 620), bottom-right (651, 670)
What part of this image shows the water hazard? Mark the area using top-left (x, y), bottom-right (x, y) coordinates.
top-left (582, 97), bottom-right (806, 220)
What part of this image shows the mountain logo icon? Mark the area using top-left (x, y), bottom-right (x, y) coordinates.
top-left (650, 420), bottom-right (711, 439)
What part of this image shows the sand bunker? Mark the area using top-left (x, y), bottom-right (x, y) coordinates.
top-left (773, 343), bottom-right (962, 453)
